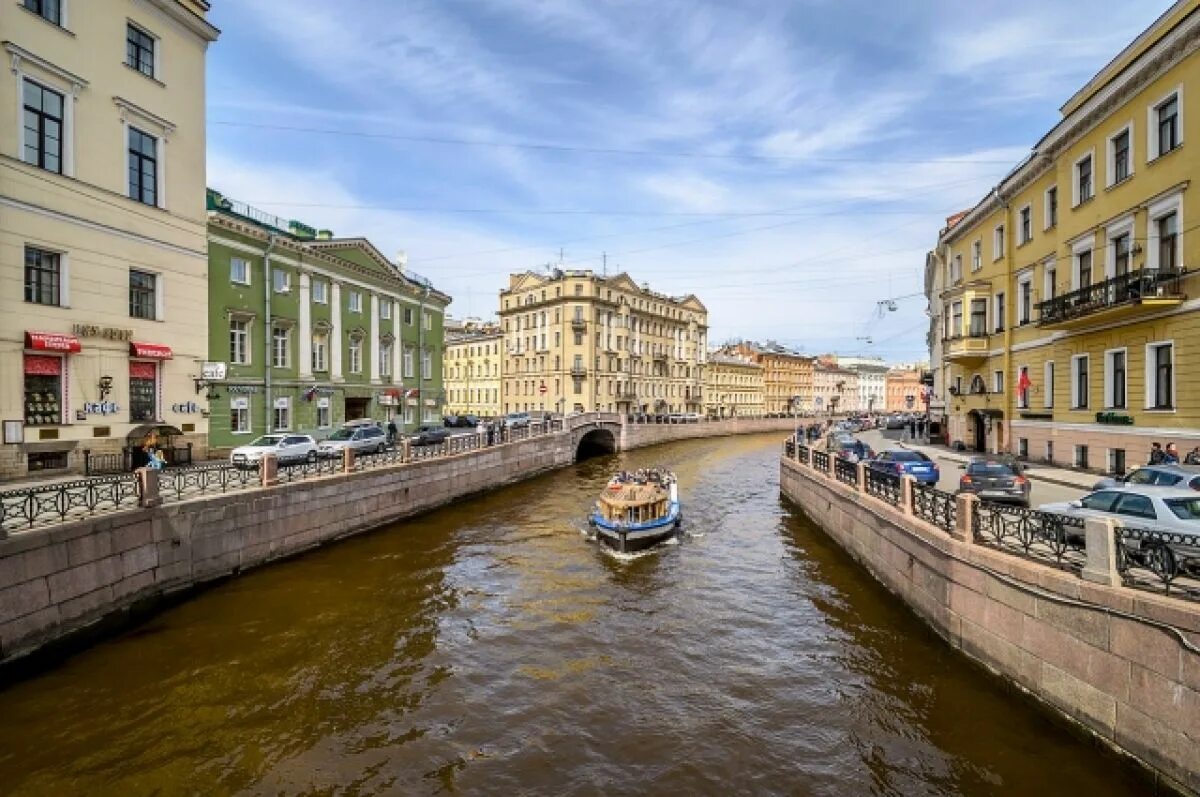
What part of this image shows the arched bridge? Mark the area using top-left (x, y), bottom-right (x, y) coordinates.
top-left (566, 412), bottom-right (622, 461)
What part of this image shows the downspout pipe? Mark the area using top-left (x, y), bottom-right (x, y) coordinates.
top-left (992, 186), bottom-right (1014, 456)
top-left (264, 234), bottom-right (277, 432)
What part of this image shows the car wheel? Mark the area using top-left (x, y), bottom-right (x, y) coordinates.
top-left (306, 450), bottom-right (316, 464)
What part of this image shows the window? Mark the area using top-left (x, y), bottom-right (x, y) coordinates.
top-left (951, 301), bottom-right (962, 337)
top-left (23, 0), bottom-right (61, 24)
top-left (968, 299), bottom-right (987, 337)
top-left (230, 257), bottom-right (250, 285)
top-left (23, 355), bottom-right (62, 426)
top-left (1105, 349), bottom-right (1126, 409)
top-left (1044, 361), bottom-right (1055, 408)
top-left (971, 241), bottom-right (981, 272)
top-left (1019, 206), bottom-right (1031, 244)
top-left (1110, 127), bottom-right (1131, 184)
top-left (404, 307), bottom-right (413, 325)
top-left (312, 280), bottom-right (328, 303)
top-left (24, 247), bottom-right (61, 306)
top-left (1153, 92), bottom-right (1180, 158)
top-left (422, 349), bottom-right (432, 379)
top-left (993, 370), bottom-right (1004, 394)
top-left (993, 224), bottom-right (1005, 259)
top-left (1112, 233), bottom-right (1131, 276)
top-left (128, 270), bottom-right (156, 319)
top-left (312, 332), bottom-right (327, 371)
top-left (1018, 438), bottom-right (1029, 459)
top-left (230, 397), bottom-right (250, 434)
top-left (1156, 212), bottom-right (1178, 271)
top-left (423, 312), bottom-right (433, 331)
top-left (1071, 355), bottom-right (1089, 409)
top-left (271, 326), bottom-right (290, 368)
top-left (1045, 185), bottom-right (1058, 229)
top-left (403, 348), bottom-right (414, 378)
top-left (380, 300), bottom-right (392, 320)
top-left (1077, 249), bottom-right (1093, 289)
top-left (127, 127), bottom-right (158, 206)
top-left (349, 291), bottom-right (362, 313)
top-left (1147, 342), bottom-right (1173, 409)
top-left (1074, 153), bottom-right (1093, 205)
top-left (129, 361), bottom-right (156, 422)
top-left (380, 341), bottom-right (393, 377)
top-left (126, 23), bottom-right (155, 77)
top-left (22, 79), bottom-right (63, 173)
top-left (1075, 445), bottom-right (1089, 470)
top-left (316, 398), bottom-right (330, 429)
top-left (951, 255), bottom-right (962, 283)
top-left (1044, 262), bottom-right (1057, 301)
top-left (273, 398), bottom-right (290, 431)
top-left (1018, 277), bottom-right (1032, 324)
top-left (230, 319), bottom-right (249, 364)
top-left (994, 292), bottom-right (1005, 332)
top-left (1109, 448), bottom-right (1126, 477)
top-left (349, 337), bottom-right (363, 374)
top-left (272, 268), bottom-right (289, 293)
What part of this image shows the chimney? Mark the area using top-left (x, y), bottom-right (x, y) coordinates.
top-left (395, 249), bottom-right (408, 273)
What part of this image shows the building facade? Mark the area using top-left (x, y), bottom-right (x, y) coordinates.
top-left (885, 368), bottom-right (924, 413)
top-left (731, 341), bottom-right (814, 414)
top-left (928, 0), bottom-right (1200, 471)
top-left (205, 191), bottom-right (450, 453)
top-left (704, 353), bottom-right (764, 418)
top-left (498, 270), bottom-right (707, 416)
top-left (813, 359), bottom-right (859, 415)
top-left (444, 321), bottom-right (503, 419)
top-left (835, 356), bottom-right (889, 413)
top-left (0, 0), bottom-right (219, 479)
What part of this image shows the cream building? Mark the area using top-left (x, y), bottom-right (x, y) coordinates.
top-left (0, 0), bottom-right (219, 479)
top-left (813, 359), bottom-right (859, 415)
top-left (498, 270), bottom-right (707, 416)
top-left (730, 341), bottom-right (814, 414)
top-left (835, 355), bottom-right (889, 414)
top-left (704, 352), bottom-right (764, 418)
top-left (444, 322), bottom-right (503, 419)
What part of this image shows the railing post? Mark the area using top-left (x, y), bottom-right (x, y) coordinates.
top-left (260, 453), bottom-right (279, 487)
top-left (952, 493), bottom-right (977, 542)
top-left (402, 438), bottom-right (412, 462)
top-left (343, 446), bottom-right (355, 474)
top-left (1081, 517), bottom-right (1121, 587)
top-left (856, 462), bottom-right (867, 493)
top-left (901, 475), bottom-right (915, 516)
top-left (136, 467), bottom-right (161, 508)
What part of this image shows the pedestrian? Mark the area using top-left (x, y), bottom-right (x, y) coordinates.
top-left (1149, 442), bottom-right (1166, 465)
top-left (1165, 443), bottom-right (1181, 464)
top-left (853, 439), bottom-right (867, 462)
top-left (1186, 446), bottom-right (1200, 465)
top-left (386, 418), bottom-right (398, 447)
top-left (907, 417), bottom-right (916, 442)
top-left (486, 421), bottom-right (496, 447)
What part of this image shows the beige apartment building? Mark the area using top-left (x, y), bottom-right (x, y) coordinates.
top-left (731, 341), bottom-right (814, 415)
top-left (0, 0), bottom-right (219, 479)
top-left (704, 352), bottom-right (764, 418)
top-left (444, 321), bottom-right (503, 419)
top-left (498, 270), bottom-right (707, 416)
top-left (813, 358), bottom-right (859, 415)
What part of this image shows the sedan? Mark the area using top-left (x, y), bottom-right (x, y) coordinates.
top-left (869, 449), bottom-right (940, 485)
top-left (230, 434), bottom-right (318, 468)
top-left (958, 456), bottom-right (1031, 506)
top-left (318, 424), bottom-right (387, 458)
top-left (1092, 464), bottom-right (1200, 492)
top-left (411, 425), bottom-right (451, 446)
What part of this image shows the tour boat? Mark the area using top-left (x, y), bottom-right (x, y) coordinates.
top-left (589, 469), bottom-right (682, 553)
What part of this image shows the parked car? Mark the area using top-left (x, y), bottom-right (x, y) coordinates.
top-left (869, 449), bottom-right (940, 485)
top-left (318, 424), bottom-right (387, 458)
top-left (1039, 487), bottom-right (1200, 576)
top-left (502, 412), bottom-right (531, 428)
top-left (831, 437), bottom-right (874, 462)
top-left (411, 425), bottom-right (451, 446)
top-left (443, 414), bottom-right (481, 428)
top-left (1092, 463), bottom-right (1200, 492)
top-left (885, 414), bottom-right (907, 430)
top-left (230, 434), bottom-right (318, 468)
top-left (957, 456), bottom-right (1031, 506)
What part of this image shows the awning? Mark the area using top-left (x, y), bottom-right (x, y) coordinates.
top-left (130, 342), bottom-right (173, 359)
top-left (126, 423), bottom-right (184, 443)
top-left (967, 408), bottom-right (1004, 419)
top-left (25, 331), bottom-right (81, 353)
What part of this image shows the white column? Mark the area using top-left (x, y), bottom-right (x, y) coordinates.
top-left (369, 294), bottom-right (381, 383)
top-left (331, 281), bottom-right (343, 381)
top-left (392, 303), bottom-right (402, 384)
top-left (298, 273), bottom-right (313, 379)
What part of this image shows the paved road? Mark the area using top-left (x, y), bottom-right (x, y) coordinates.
top-left (858, 430), bottom-right (1084, 507)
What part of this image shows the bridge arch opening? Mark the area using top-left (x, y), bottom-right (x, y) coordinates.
top-left (576, 428), bottom-right (616, 462)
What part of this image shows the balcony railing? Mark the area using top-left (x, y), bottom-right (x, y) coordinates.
top-left (570, 365), bottom-right (588, 377)
top-left (1037, 268), bottom-right (1186, 326)
top-left (570, 317), bottom-right (587, 329)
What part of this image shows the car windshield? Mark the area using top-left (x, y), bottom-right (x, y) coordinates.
top-left (326, 429), bottom-right (355, 441)
top-left (248, 435), bottom-right (283, 447)
top-left (1125, 469), bottom-right (1163, 485)
top-left (1164, 498), bottom-right (1200, 520)
top-left (892, 451), bottom-right (929, 462)
top-left (968, 461), bottom-right (1016, 475)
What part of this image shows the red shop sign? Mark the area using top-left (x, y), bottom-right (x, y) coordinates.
top-left (130, 342), bottom-right (173, 359)
top-left (25, 331), bottom-right (81, 353)
top-left (23, 355), bottom-right (62, 376)
top-left (129, 360), bottom-right (157, 380)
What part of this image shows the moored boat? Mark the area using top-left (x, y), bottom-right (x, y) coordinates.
top-left (589, 468), bottom-right (681, 553)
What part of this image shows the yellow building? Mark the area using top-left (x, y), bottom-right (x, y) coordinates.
top-left (930, 0), bottom-right (1200, 471)
top-left (498, 270), bottom-right (707, 416)
top-left (0, 1), bottom-right (219, 479)
top-left (731, 342), bottom-right (815, 414)
top-left (444, 322), bottom-right (503, 419)
top-left (704, 353), bottom-right (764, 418)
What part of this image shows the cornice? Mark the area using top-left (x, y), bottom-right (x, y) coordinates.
top-left (4, 41), bottom-right (88, 93)
top-left (135, 0), bottom-right (220, 42)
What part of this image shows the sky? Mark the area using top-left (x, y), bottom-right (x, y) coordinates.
top-left (204, 0), bottom-right (1172, 363)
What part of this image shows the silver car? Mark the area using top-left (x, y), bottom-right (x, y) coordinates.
top-left (230, 434), bottom-right (318, 468)
top-left (1092, 463), bottom-right (1200, 492)
top-left (1039, 486), bottom-right (1200, 575)
top-left (318, 424), bottom-right (388, 458)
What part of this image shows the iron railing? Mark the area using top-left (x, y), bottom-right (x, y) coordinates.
top-left (812, 449), bottom-right (830, 474)
top-left (785, 439), bottom-right (796, 458)
top-left (158, 463), bottom-right (258, 502)
top-left (1, 475), bottom-right (140, 532)
top-left (1115, 525), bottom-right (1200, 599)
top-left (973, 503), bottom-right (1086, 571)
top-left (864, 468), bottom-right (901, 506)
top-left (1036, 268), bottom-right (1185, 325)
top-left (834, 457), bottom-right (859, 488)
top-left (278, 457), bottom-right (342, 483)
top-left (912, 483), bottom-right (957, 534)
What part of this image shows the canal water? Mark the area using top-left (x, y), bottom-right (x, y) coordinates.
top-left (0, 433), bottom-right (1152, 795)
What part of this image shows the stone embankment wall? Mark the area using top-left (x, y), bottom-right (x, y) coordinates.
top-left (623, 417), bottom-right (799, 449)
top-left (779, 456), bottom-right (1200, 795)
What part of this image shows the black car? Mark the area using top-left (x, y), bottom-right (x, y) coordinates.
top-left (957, 456), bottom-right (1031, 506)
top-left (412, 425), bottom-right (451, 446)
top-left (443, 414), bottom-right (480, 428)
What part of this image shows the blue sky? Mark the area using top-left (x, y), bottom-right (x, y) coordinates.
top-left (205, 0), bottom-right (1171, 362)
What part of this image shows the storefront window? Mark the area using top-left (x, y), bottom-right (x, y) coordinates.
top-left (230, 397), bottom-right (250, 434)
top-left (130, 361), bottom-right (157, 421)
top-left (23, 355), bottom-right (62, 426)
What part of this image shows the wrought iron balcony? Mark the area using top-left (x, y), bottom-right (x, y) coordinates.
top-left (943, 334), bottom-right (990, 364)
top-left (1036, 269), bottom-right (1187, 328)
top-left (618, 390), bottom-right (638, 400)
top-left (570, 317), bottom-right (587, 330)
top-left (653, 351), bottom-right (668, 362)
top-left (570, 365), bottom-right (588, 377)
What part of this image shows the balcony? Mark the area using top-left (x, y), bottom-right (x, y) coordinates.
top-left (618, 390), bottom-right (638, 401)
top-left (570, 317), bottom-right (587, 330)
top-left (653, 352), bottom-right (668, 363)
top-left (570, 365), bottom-right (588, 377)
top-left (1037, 269), bottom-right (1187, 329)
top-left (943, 334), bottom-right (990, 365)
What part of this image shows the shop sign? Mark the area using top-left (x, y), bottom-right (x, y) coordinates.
top-left (230, 397), bottom-right (249, 410)
top-left (201, 362), bottom-right (227, 380)
top-left (73, 324), bottom-right (133, 341)
top-left (130, 342), bottom-right (173, 360)
top-left (172, 401), bottom-right (201, 414)
top-left (317, 397), bottom-right (330, 409)
top-left (274, 397), bottom-right (289, 409)
top-left (227, 385), bottom-right (261, 394)
top-left (26, 332), bottom-right (81, 353)
top-left (82, 401), bottom-right (120, 415)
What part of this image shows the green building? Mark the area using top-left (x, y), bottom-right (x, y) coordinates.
top-left (204, 190), bottom-right (451, 453)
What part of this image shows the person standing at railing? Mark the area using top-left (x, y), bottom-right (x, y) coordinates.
top-left (1164, 443), bottom-right (1181, 464)
top-left (1149, 442), bottom-right (1166, 464)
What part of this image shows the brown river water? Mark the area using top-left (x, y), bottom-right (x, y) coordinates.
top-left (0, 433), bottom-right (1153, 795)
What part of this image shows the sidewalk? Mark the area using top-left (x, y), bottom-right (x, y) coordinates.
top-left (893, 437), bottom-right (1097, 492)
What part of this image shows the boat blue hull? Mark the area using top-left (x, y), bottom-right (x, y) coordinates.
top-left (589, 502), bottom-right (682, 553)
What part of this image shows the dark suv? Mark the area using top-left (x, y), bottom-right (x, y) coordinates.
top-left (411, 425), bottom-right (451, 446)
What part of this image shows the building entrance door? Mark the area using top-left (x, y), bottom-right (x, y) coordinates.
top-left (972, 413), bottom-right (987, 452)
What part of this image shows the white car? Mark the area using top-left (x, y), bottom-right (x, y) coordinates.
top-left (317, 424), bottom-right (387, 458)
top-left (230, 434), bottom-right (318, 468)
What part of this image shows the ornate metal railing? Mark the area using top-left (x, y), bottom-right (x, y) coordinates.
top-left (834, 457), bottom-right (858, 488)
top-left (812, 449), bottom-right (830, 474)
top-left (797, 443), bottom-right (809, 462)
top-left (1, 475), bottom-right (141, 532)
top-left (864, 468), bottom-right (901, 505)
top-left (973, 503), bottom-right (1086, 571)
top-left (278, 457), bottom-right (342, 483)
top-left (1036, 268), bottom-right (1185, 325)
top-left (158, 463), bottom-right (257, 502)
top-left (410, 441), bottom-right (446, 461)
top-left (784, 439), bottom-right (796, 458)
top-left (912, 483), bottom-right (957, 534)
top-left (1115, 525), bottom-right (1200, 599)
top-left (353, 447), bottom-right (408, 471)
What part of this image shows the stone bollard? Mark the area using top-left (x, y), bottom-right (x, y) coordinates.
top-left (900, 475), bottom-right (915, 516)
top-left (856, 462), bottom-right (867, 493)
top-left (401, 438), bottom-right (412, 463)
top-left (1081, 517), bottom-right (1121, 587)
top-left (260, 453), bottom-right (279, 487)
top-left (342, 446), bottom-right (355, 474)
top-left (136, 467), bottom-right (162, 508)
top-left (951, 493), bottom-right (977, 542)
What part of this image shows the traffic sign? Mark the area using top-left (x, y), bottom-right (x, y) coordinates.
top-left (539, 382), bottom-right (548, 395)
